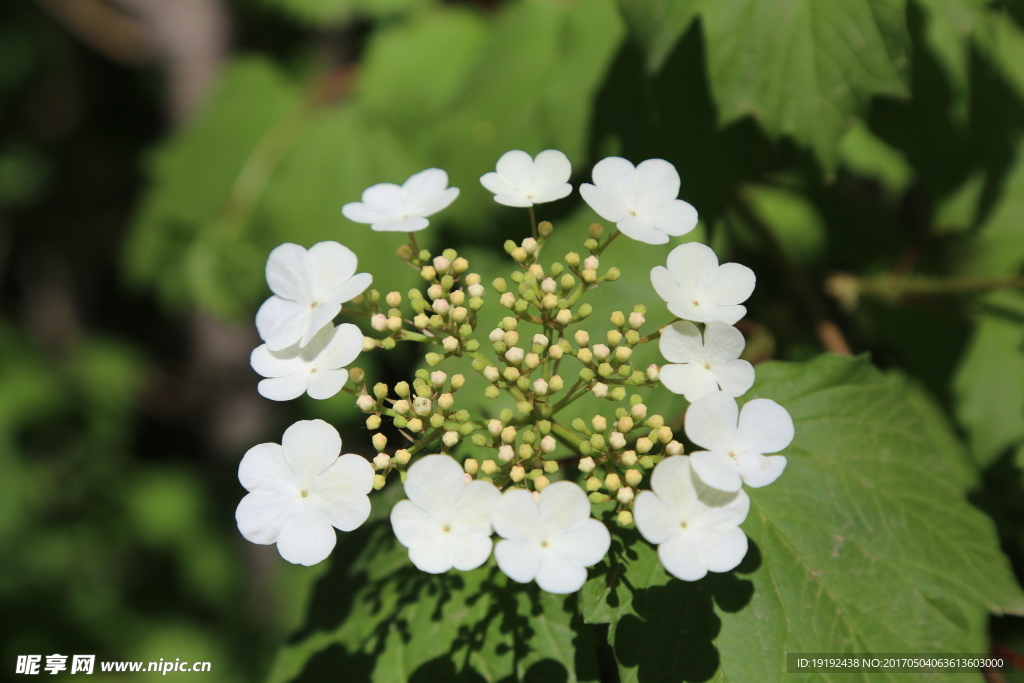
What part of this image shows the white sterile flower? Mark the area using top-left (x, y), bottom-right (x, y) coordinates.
top-left (250, 323), bottom-right (363, 401)
top-left (391, 455), bottom-right (501, 573)
top-left (634, 456), bottom-right (749, 581)
top-left (493, 481), bottom-right (611, 594)
top-left (659, 321), bottom-right (755, 402)
top-left (579, 157), bottom-right (698, 245)
top-left (480, 150), bottom-right (572, 207)
top-left (255, 242), bottom-right (372, 351)
top-left (235, 420), bottom-right (374, 566)
top-left (341, 168), bottom-right (459, 232)
top-left (651, 242), bottom-right (755, 325)
top-left (684, 392), bottom-right (794, 492)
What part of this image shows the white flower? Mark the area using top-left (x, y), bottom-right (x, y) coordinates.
top-left (255, 242), bottom-right (372, 351)
top-left (493, 481), bottom-right (610, 594)
top-left (651, 242), bottom-right (755, 325)
top-left (659, 321), bottom-right (755, 402)
top-left (579, 157), bottom-right (698, 245)
top-left (341, 168), bottom-right (459, 232)
top-left (480, 150), bottom-right (572, 207)
top-left (235, 420), bottom-right (374, 566)
top-left (634, 456), bottom-right (749, 581)
top-left (390, 455), bottom-right (501, 573)
top-left (684, 392), bottom-right (794, 492)
top-left (250, 323), bottom-right (363, 401)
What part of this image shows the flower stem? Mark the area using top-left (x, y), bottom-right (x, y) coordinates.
top-left (408, 232), bottom-right (420, 257)
top-left (593, 229), bottom-right (621, 256)
top-left (826, 272), bottom-right (1024, 309)
top-left (550, 421), bottom-right (585, 450)
top-left (529, 206), bottom-right (538, 240)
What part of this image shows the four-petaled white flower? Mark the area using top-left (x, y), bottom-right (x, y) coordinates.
top-left (235, 419), bottom-right (374, 566)
top-left (255, 242), bottom-right (372, 351)
top-left (493, 481), bottom-right (611, 594)
top-left (634, 456), bottom-right (750, 581)
top-left (685, 392), bottom-right (794, 492)
top-left (341, 168), bottom-right (459, 232)
top-left (251, 322), bottom-right (363, 401)
top-left (579, 157), bottom-right (698, 245)
top-left (659, 321), bottom-right (755, 402)
top-left (480, 150), bottom-right (573, 207)
top-left (651, 242), bottom-right (755, 325)
top-left (390, 455), bottom-right (501, 573)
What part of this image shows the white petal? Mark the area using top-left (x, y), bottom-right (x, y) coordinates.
top-left (452, 480), bottom-right (501, 536)
top-left (409, 542), bottom-right (455, 574)
top-left (552, 518), bottom-right (611, 568)
top-left (265, 243), bottom-right (312, 301)
top-left (688, 450), bottom-right (743, 493)
top-left (666, 242), bottom-right (720, 295)
top-left (533, 149), bottom-right (572, 186)
top-left (256, 296), bottom-right (314, 351)
top-left (251, 343), bottom-right (307, 378)
top-left (580, 182), bottom-right (628, 223)
top-left (236, 491), bottom-right (294, 545)
top-left (360, 182), bottom-right (404, 210)
top-left (708, 303), bottom-right (747, 326)
top-left (494, 193), bottom-right (536, 208)
top-left (300, 303), bottom-right (342, 348)
top-left (403, 454), bottom-right (466, 515)
top-left (341, 201), bottom-right (388, 224)
top-left (371, 217), bottom-right (430, 232)
top-left (645, 199), bottom-right (698, 238)
top-left (736, 454), bottom-right (787, 488)
top-left (493, 488), bottom-right (542, 541)
top-left (633, 491), bottom-right (678, 545)
top-left (480, 171), bottom-right (512, 193)
top-left (305, 369), bottom-right (348, 400)
top-left (737, 399), bottom-right (795, 455)
top-left (693, 486), bottom-right (750, 528)
top-left (238, 442), bottom-right (295, 494)
top-left (276, 505), bottom-right (337, 566)
top-left (695, 526), bottom-right (748, 573)
top-left (702, 321), bottom-right (745, 363)
top-left (659, 321), bottom-right (705, 363)
top-left (391, 500), bottom-right (441, 549)
top-left (706, 263), bottom-right (755, 306)
top-left (616, 216), bottom-right (670, 244)
top-left (317, 323), bottom-right (363, 369)
top-left (495, 151), bottom-right (534, 188)
top-left (713, 360), bottom-right (755, 398)
top-left (649, 455), bottom-right (699, 514)
top-left (315, 484), bottom-right (370, 532)
top-left (258, 374), bottom-right (313, 401)
top-left (448, 532), bottom-right (494, 571)
top-left (538, 481), bottom-right (591, 533)
top-left (415, 186), bottom-right (459, 218)
top-left (327, 272), bottom-right (372, 307)
top-left (529, 182), bottom-right (573, 205)
top-left (403, 168), bottom-right (449, 207)
top-left (591, 156), bottom-right (637, 208)
top-left (535, 553), bottom-right (588, 594)
top-left (659, 363), bottom-right (719, 402)
top-left (658, 533), bottom-right (708, 581)
top-left (307, 242), bottom-right (358, 297)
top-left (650, 266), bottom-right (684, 307)
top-left (495, 539), bottom-right (542, 583)
top-left (634, 159), bottom-right (680, 206)
top-left (316, 453), bottom-right (375, 501)
top-left (684, 392), bottom-right (739, 452)
top-left (282, 419), bottom-right (342, 478)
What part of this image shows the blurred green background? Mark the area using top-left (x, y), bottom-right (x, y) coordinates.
top-left (2, 0), bottom-right (1024, 680)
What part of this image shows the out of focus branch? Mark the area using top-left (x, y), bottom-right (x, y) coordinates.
top-left (35, 0), bottom-right (151, 64)
top-left (732, 192), bottom-right (853, 356)
top-left (826, 272), bottom-right (1024, 311)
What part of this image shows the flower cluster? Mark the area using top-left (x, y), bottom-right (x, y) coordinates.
top-left (236, 149), bottom-right (794, 591)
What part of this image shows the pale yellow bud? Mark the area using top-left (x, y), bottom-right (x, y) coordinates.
top-left (372, 433), bottom-right (388, 451)
top-left (373, 453), bottom-right (390, 470)
top-left (592, 415), bottom-right (607, 432)
top-left (464, 459), bottom-right (479, 475)
top-left (498, 444), bottom-right (515, 462)
top-left (481, 459), bottom-right (499, 475)
top-left (620, 450), bottom-right (638, 466)
top-left (442, 431), bottom-right (460, 448)
top-left (617, 510), bottom-right (633, 526)
top-left (442, 336), bottom-right (459, 353)
top-left (625, 469), bottom-right (643, 487)
top-left (578, 456), bottom-right (596, 473)
top-left (373, 474), bottom-right (387, 490)
top-left (616, 487), bottom-right (634, 503)
top-left (609, 431), bottom-right (627, 449)
top-left (510, 465), bottom-right (526, 482)
top-left (396, 449), bottom-right (411, 465)
top-left (604, 473), bottom-right (622, 492)
top-left (549, 375), bottom-right (564, 392)
top-left (636, 437), bottom-right (653, 454)
top-left (586, 476), bottom-right (602, 491)
top-left (534, 475), bottom-right (551, 491)
top-left (665, 440), bottom-right (684, 456)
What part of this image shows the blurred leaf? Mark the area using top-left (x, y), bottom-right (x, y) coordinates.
top-left (734, 184), bottom-right (828, 267)
top-left (0, 145), bottom-right (48, 207)
top-left (259, 0), bottom-right (430, 26)
top-left (965, 138), bottom-right (1024, 275)
top-left (699, 0), bottom-right (911, 171)
top-left (934, 169), bottom-right (985, 234)
top-left (954, 292), bottom-right (1024, 468)
top-left (615, 0), bottom-right (699, 72)
top-left (584, 354), bottom-right (1023, 681)
top-left (839, 120), bottom-right (915, 194)
top-left (268, 522), bottom-right (598, 682)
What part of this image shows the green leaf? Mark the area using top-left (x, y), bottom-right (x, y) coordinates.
top-left (839, 121), bottom-right (915, 194)
top-left (259, 0), bottom-right (430, 26)
top-left (733, 184), bottom-right (828, 267)
top-left (954, 292), bottom-right (1024, 467)
top-left (699, 0), bottom-right (911, 171)
top-left (267, 521), bottom-right (599, 683)
top-left (964, 138), bottom-right (1024, 276)
top-left (584, 354), bottom-right (1024, 682)
top-left (615, 0), bottom-right (699, 73)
